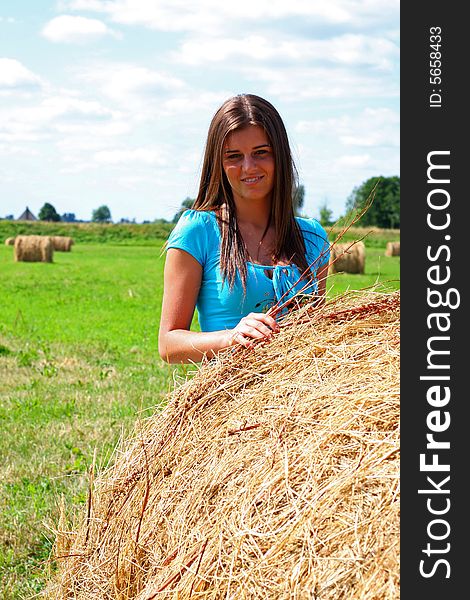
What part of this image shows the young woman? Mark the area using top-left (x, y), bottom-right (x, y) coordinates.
top-left (159, 94), bottom-right (330, 364)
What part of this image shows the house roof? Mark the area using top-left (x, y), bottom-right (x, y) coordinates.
top-left (17, 207), bottom-right (38, 221)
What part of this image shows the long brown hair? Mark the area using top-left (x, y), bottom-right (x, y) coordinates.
top-left (193, 94), bottom-right (309, 290)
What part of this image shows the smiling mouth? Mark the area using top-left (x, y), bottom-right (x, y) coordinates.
top-left (242, 176), bottom-right (263, 184)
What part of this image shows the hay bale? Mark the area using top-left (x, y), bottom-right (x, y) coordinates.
top-left (329, 241), bottom-right (365, 274)
top-left (48, 290), bottom-right (400, 599)
top-left (14, 235), bottom-right (53, 263)
top-left (5, 237), bottom-right (15, 246)
top-left (385, 241), bottom-right (400, 257)
top-left (52, 236), bottom-right (74, 252)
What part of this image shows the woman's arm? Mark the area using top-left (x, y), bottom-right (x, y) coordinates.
top-left (158, 249), bottom-right (279, 364)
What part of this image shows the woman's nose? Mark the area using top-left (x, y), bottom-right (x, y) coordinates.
top-left (242, 154), bottom-right (256, 171)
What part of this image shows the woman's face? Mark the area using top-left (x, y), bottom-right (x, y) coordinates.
top-left (222, 125), bottom-right (275, 207)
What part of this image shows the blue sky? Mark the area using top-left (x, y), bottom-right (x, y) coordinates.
top-left (1, 0), bottom-right (399, 223)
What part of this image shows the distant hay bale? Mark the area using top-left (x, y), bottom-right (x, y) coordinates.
top-left (47, 289), bottom-right (400, 600)
top-left (14, 235), bottom-right (53, 263)
top-left (5, 237), bottom-right (15, 246)
top-left (329, 241), bottom-right (366, 274)
top-left (385, 241), bottom-right (400, 257)
top-left (52, 236), bottom-right (74, 251)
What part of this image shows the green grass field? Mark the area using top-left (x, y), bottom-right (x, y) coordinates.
top-left (0, 226), bottom-right (399, 598)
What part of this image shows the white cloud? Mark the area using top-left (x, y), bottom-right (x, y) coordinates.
top-left (116, 174), bottom-right (158, 187)
top-left (93, 148), bottom-right (168, 166)
top-left (173, 33), bottom-right (397, 70)
top-left (156, 90), bottom-right (233, 119)
top-left (243, 65), bottom-right (397, 101)
top-left (58, 161), bottom-right (97, 174)
top-left (0, 144), bottom-right (39, 156)
top-left (41, 15), bottom-right (121, 43)
top-left (296, 108), bottom-right (399, 148)
top-left (0, 58), bottom-right (43, 91)
top-left (0, 95), bottom-right (120, 143)
top-left (42, 96), bottom-right (117, 120)
top-left (335, 153), bottom-right (371, 168)
top-left (64, 0), bottom-right (399, 33)
top-left (76, 63), bottom-right (186, 109)
top-left (60, 1), bottom-right (106, 9)
top-left (54, 120), bottom-right (131, 137)
top-left (56, 127), bottom-right (130, 155)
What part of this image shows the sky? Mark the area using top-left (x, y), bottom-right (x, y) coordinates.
top-left (0, 0), bottom-right (399, 223)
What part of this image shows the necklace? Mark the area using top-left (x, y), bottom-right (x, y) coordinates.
top-left (255, 216), bottom-right (272, 263)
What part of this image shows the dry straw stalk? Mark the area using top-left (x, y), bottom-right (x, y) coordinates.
top-left (47, 289), bottom-right (400, 600)
top-left (14, 235), bottom-right (53, 263)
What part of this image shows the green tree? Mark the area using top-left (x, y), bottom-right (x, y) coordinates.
top-left (38, 202), bottom-right (61, 222)
top-left (318, 200), bottom-right (334, 227)
top-left (293, 184), bottom-right (305, 216)
top-left (172, 197), bottom-right (195, 224)
top-left (345, 176), bottom-right (400, 229)
top-left (92, 205), bottom-right (112, 223)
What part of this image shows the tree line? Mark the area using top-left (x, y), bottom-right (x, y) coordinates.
top-left (7, 175), bottom-right (399, 229)
top-left (34, 203), bottom-right (114, 224)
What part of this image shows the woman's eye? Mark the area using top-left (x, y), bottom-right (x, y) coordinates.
top-left (226, 154), bottom-right (241, 161)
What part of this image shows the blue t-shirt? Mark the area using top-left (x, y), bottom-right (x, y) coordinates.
top-left (167, 210), bottom-right (330, 332)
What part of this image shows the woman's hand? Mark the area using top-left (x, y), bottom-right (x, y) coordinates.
top-left (159, 249), bottom-right (280, 363)
top-left (228, 312), bottom-right (280, 349)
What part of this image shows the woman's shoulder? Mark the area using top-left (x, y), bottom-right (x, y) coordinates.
top-left (167, 209), bottom-right (219, 265)
top-left (170, 209), bottom-right (219, 238)
top-left (176, 208), bottom-right (217, 227)
top-left (295, 216), bottom-right (329, 241)
top-left (295, 217), bottom-right (330, 267)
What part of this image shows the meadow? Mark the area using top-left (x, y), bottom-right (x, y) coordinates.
top-left (0, 223), bottom-right (399, 598)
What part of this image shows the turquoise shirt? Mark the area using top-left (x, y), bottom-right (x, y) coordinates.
top-left (167, 210), bottom-right (329, 332)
